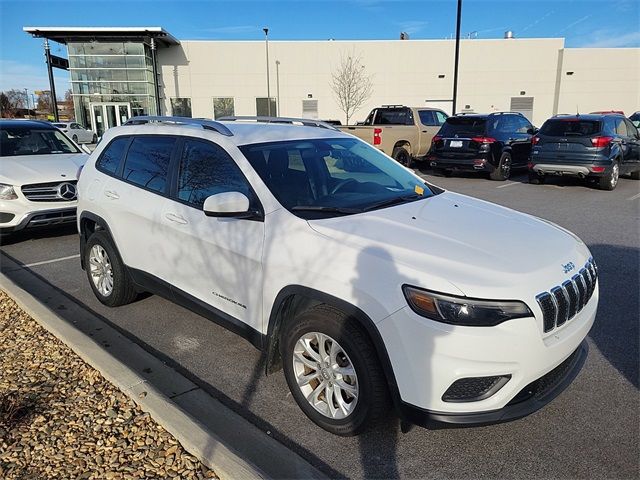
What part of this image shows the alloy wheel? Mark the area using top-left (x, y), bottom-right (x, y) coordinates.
top-left (292, 332), bottom-right (359, 419)
top-left (89, 244), bottom-right (113, 296)
top-left (611, 163), bottom-right (619, 188)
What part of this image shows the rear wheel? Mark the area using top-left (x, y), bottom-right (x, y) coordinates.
top-left (281, 305), bottom-right (390, 436)
top-left (490, 152), bottom-right (512, 181)
top-left (597, 161), bottom-right (620, 191)
top-left (392, 147), bottom-right (414, 168)
top-left (72, 134), bottom-right (78, 143)
top-left (84, 231), bottom-right (138, 307)
top-left (92, 133), bottom-right (97, 143)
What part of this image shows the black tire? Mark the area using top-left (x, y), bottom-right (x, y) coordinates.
top-left (490, 152), bottom-right (512, 181)
top-left (597, 161), bottom-right (620, 191)
top-left (392, 147), bottom-right (414, 168)
top-left (92, 133), bottom-right (97, 143)
top-left (84, 230), bottom-right (138, 307)
top-left (528, 171), bottom-right (545, 185)
top-left (281, 305), bottom-right (390, 436)
top-left (630, 170), bottom-right (640, 180)
top-left (72, 134), bottom-right (78, 143)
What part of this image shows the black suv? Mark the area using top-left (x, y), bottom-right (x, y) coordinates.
top-left (529, 114), bottom-right (640, 191)
top-left (426, 112), bottom-right (536, 180)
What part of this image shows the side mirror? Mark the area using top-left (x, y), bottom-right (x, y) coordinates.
top-left (80, 144), bottom-right (92, 154)
top-left (527, 127), bottom-right (538, 135)
top-left (203, 191), bottom-right (257, 219)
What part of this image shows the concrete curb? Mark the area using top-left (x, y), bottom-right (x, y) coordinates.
top-left (0, 269), bottom-right (326, 480)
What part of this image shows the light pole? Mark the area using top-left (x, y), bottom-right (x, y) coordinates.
top-left (452, 0), bottom-right (462, 115)
top-left (275, 60), bottom-right (281, 116)
top-left (263, 27), bottom-right (271, 116)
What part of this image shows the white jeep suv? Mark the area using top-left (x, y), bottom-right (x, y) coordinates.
top-left (77, 116), bottom-right (597, 435)
top-left (1, 120), bottom-right (88, 235)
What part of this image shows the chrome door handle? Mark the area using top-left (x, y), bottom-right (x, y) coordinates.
top-left (104, 190), bottom-right (119, 199)
top-left (165, 213), bottom-right (188, 224)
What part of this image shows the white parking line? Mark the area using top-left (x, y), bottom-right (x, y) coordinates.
top-left (496, 182), bottom-right (519, 189)
top-left (628, 192), bottom-right (640, 201)
top-left (23, 254), bottom-right (80, 268)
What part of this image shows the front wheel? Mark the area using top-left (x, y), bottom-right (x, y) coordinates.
top-left (528, 171), bottom-right (545, 184)
top-left (597, 161), bottom-right (619, 190)
top-left (84, 231), bottom-right (138, 307)
top-left (490, 153), bottom-right (512, 181)
top-left (92, 133), bottom-right (97, 143)
top-left (72, 134), bottom-right (78, 143)
top-left (281, 305), bottom-right (390, 436)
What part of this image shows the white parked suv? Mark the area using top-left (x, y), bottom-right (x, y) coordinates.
top-left (0, 120), bottom-right (88, 235)
top-left (77, 116), bottom-right (598, 435)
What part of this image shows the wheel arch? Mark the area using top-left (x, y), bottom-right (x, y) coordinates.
top-left (393, 140), bottom-right (412, 156)
top-left (79, 212), bottom-right (115, 269)
top-left (264, 285), bottom-right (404, 414)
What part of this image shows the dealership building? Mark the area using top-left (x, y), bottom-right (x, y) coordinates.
top-left (23, 26), bottom-right (640, 134)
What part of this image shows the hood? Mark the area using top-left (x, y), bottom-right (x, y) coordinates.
top-left (307, 191), bottom-right (591, 299)
top-left (0, 153), bottom-right (88, 185)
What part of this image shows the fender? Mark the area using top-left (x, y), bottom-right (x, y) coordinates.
top-left (78, 211), bottom-right (116, 270)
top-left (264, 285), bottom-right (404, 415)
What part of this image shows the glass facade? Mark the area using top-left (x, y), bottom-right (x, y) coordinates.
top-left (68, 41), bottom-right (158, 134)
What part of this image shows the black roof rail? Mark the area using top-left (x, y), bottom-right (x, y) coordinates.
top-left (488, 111), bottom-right (526, 116)
top-left (123, 116), bottom-right (234, 136)
top-left (218, 116), bottom-right (339, 131)
top-left (380, 104), bottom-right (406, 108)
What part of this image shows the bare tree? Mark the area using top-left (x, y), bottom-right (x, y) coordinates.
top-left (0, 89), bottom-right (27, 117)
top-left (330, 51), bottom-right (373, 125)
top-left (37, 91), bottom-right (52, 112)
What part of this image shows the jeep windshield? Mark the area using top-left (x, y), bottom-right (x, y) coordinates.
top-left (240, 138), bottom-right (434, 218)
top-left (438, 117), bottom-right (487, 137)
top-left (0, 126), bottom-right (80, 157)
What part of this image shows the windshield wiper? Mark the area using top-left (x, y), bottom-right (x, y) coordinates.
top-left (363, 193), bottom-right (424, 212)
top-left (291, 205), bottom-right (363, 214)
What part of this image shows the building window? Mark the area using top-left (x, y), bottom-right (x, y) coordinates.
top-left (171, 98), bottom-right (192, 118)
top-left (256, 97), bottom-right (277, 117)
top-left (213, 97), bottom-right (235, 119)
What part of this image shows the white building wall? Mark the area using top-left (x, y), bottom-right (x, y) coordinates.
top-left (157, 38), bottom-right (639, 128)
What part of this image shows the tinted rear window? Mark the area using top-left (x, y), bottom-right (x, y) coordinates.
top-left (122, 136), bottom-right (175, 194)
top-left (540, 119), bottom-right (601, 137)
top-left (438, 117), bottom-right (487, 137)
top-left (376, 109), bottom-right (412, 125)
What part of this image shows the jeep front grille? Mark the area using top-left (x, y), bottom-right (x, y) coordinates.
top-left (21, 181), bottom-right (77, 202)
top-left (536, 258), bottom-right (598, 333)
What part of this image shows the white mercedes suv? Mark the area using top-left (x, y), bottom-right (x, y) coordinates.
top-left (1, 120), bottom-right (88, 236)
top-left (77, 116), bottom-right (598, 436)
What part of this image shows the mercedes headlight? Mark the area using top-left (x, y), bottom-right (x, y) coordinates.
top-left (0, 183), bottom-right (17, 200)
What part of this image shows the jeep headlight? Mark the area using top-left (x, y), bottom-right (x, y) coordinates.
top-left (0, 183), bottom-right (18, 200)
top-left (403, 285), bottom-right (532, 326)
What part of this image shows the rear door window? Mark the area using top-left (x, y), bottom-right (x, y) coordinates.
top-left (122, 136), bottom-right (176, 194)
top-left (539, 119), bottom-right (601, 137)
top-left (439, 117), bottom-right (487, 137)
top-left (96, 136), bottom-right (130, 175)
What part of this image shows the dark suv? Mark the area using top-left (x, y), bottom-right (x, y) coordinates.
top-left (426, 112), bottom-right (536, 181)
top-left (529, 114), bottom-right (640, 190)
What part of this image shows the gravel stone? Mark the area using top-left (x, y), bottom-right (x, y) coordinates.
top-left (0, 291), bottom-right (218, 479)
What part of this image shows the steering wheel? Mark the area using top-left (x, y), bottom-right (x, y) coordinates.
top-left (330, 178), bottom-right (358, 195)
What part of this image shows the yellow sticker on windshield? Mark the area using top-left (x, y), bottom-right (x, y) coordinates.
top-left (414, 185), bottom-right (424, 195)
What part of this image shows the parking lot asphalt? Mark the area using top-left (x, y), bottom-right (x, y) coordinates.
top-left (1, 169), bottom-right (639, 479)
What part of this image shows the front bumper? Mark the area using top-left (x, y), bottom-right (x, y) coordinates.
top-left (377, 285), bottom-right (597, 425)
top-left (400, 341), bottom-right (588, 428)
top-left (0, 206), bottom-right (77, 233)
